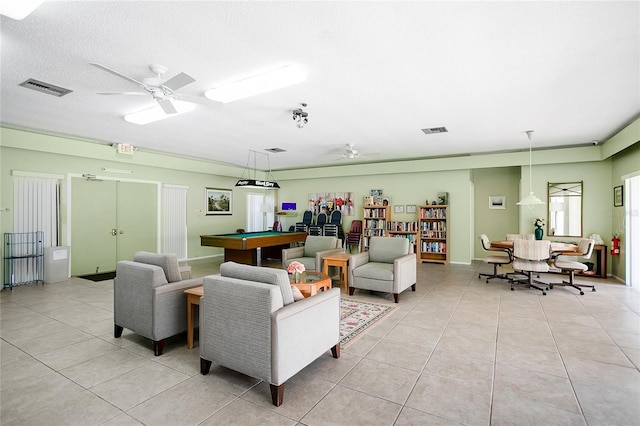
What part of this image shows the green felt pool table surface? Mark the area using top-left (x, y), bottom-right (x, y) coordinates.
top-left (200, 231), bottom-right (308, 265)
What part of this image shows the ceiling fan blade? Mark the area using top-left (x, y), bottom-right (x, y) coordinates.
top-left (88, 62), bottom-right (146, 87)
top-left (162, 72), bottom-right (195, 91)
top-left (97, 92), bottom-right (147, 96)
top-left (158, 98), bottom-right (178, 114)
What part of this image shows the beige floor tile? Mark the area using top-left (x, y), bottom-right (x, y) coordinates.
top-left (406, 374), bottom-right (491, 426)
top-left (383, 323), bottom-right (442, 349)
top-left (6, 389), bottom-right (121, 426)
top-left (59, 348), bottom-right (150, 388)
top-left (555, 338), bottom-right (634, 367)
top-left (496, 342), bottom-right (567, 378)
top-left (339, 358), bottom-right (420, 404)
top-left (395, 406), bottom-right (464, 425)
top-left (365, 339), bottom-right (431, 372)
top-left (301, 384), bottom-right (402, 426)
top-left (91, 362), bottom-right (189, 411)
top-left (423, 348), bottom-right (493, 388)
top-left (491, 395), bottom-right (587, 426)
top-left (127, 376), bottom-right (236, 426)
top-left (200, 398), bottom-right (296, 425)
top-left (435, 334), bottom-right (496, 363)
top-left (342, 333), bottom-right (380, 356)
top-left (35, 337), bottom-right (119, 370)
top-left (494, 363), bottom-right (581, 414)
top-left (572, 380), bottom-right (640, 425)
top-left (100, 413), bottom-right (145, 426)
top-left (299, 351), bottom-right (361, 383)
top-left (562, 356), bottom-right (640, 389)
top-left (498, 322), bottom-right (557, 352)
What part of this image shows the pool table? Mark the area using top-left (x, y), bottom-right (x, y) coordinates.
top-left (200, 231), bottom-right (308, 265)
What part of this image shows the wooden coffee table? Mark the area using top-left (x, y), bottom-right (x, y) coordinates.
top-left (291, 271), bottom-right (331, 297)
top-left (323, 252), bottom-right (350, 291)
top-left (184, 286), bottom-right (204, 349)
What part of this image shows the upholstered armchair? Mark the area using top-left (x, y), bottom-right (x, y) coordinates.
top-left (348, 237), bottom-right (417, 303)
top-left (199, 262), bottom-right (340, 406)
top-left (282, 235), bottom-right (342, 271)
top-left (114, 251), bottom-right (203, 355)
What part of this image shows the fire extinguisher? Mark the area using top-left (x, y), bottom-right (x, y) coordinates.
top-left (611, 234), bottom-right (620, 256)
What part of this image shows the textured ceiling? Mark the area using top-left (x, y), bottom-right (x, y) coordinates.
top-left (1, 1), bottom-right (638, 171)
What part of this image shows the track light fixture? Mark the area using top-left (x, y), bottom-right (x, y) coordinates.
top-left (292, 103), bottom-right (309, 128)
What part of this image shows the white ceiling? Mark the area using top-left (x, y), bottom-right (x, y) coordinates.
top-left (1, 1), bottom-right (638, 171)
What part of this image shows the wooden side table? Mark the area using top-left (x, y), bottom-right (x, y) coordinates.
top-left (323, 253), bottom-right (351, 291)
top-left (291, 271), bottom-right (331, 297)
top-left (184, 286), bottom-right (203, 349)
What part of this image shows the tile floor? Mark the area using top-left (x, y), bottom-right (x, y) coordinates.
top-left (1, 258), bottom-right (639, 425)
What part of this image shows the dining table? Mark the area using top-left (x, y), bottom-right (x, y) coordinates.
top-left (490, 240), bottom-right (581, 257)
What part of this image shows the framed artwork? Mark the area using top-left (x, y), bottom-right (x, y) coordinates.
top-left (394, 205), bottom-right (404, 213)
top-left (308, 192), bottom-right (355, 216)
top-left (206, 188), bottom-right (232, 215)
top-left (489, 195), bottom-right (506, 209)
top-left (406, 204), bottom-right (417, 213)
top-left (370, 189), bottom-right (383, 196)
top-left (613, 185), bottom-right (623, 207)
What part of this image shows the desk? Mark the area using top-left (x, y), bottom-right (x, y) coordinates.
top-left (184, 286), bottom-right (203, 349)
top-left (323, 253), bottom-right (351, 291)
top-left (200, 231), bottom-right (308, 265)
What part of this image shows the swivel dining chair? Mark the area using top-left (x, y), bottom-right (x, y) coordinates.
top-left (478, 234), bottom-right (512, 283)
top-left (550, 238), bottom-right (596, 295)
top-left (511, 239), bottom-right (551, 295)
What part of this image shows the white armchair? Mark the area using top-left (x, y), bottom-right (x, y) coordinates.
top-left (348, 237), bottom-right (417, 303)
top-left (282, 235), bottom-right (343, 271)
top-left (199, 262), bottom-right (340, 406)
top-left (114, 252), bottom-right (203, 355)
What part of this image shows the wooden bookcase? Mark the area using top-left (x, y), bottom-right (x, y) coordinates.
top-left (362, 205), bottom-right (391, 251)
top-left (388, 221), bottom-right (419, 253)
top-left (418, 205), bottom-right (449, 264)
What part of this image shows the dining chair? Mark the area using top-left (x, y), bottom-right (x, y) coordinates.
top-left (478, 234), bottom-right (512, 283)
top-left (550, 238), bottom-right (596, 295)
top-left (511, 239), bottom-right (550, 295)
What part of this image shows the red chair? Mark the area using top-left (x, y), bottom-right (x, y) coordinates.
top-left (346, 220), bottom-right (362, 253)
top-left (272, 221), bottom-right (283, 231)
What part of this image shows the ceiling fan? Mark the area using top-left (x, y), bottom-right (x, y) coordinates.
top-left (89, 63), bottom-right (196, 114)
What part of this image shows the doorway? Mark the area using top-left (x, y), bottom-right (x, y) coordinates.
top-left (70, 177), bottom-right (158, 276)
top-left (246, 192), bottom-right (275, 232)
top-left (625, 174), bottom-right (639, 288)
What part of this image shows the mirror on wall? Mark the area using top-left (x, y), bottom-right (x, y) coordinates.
top-left (548, 181), bottom-right (583, 237)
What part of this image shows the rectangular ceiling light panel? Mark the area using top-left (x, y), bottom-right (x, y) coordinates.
top-left (205, 64), bottom-right (306, 103)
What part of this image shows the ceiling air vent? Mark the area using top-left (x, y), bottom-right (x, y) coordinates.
top-left (265, 147), bottom-right (286, 153)
top-left (19, 79), bottom-right (73, 97)
top-left (421, 127), bottom-right (448, 135)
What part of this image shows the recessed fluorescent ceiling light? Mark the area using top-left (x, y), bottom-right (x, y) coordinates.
top-left (124, 101), bottom-right (196, 125)
top-left (205, 64), bottom-right (306, 103)
top-left (0, 0), bottom-right (44, 20)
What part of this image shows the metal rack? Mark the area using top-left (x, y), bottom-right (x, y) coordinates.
top-left (3, 232), bottom-right (44, 289)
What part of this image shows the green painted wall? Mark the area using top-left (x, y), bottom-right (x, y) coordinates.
top-left (2, 119), bottom-right (638, 281)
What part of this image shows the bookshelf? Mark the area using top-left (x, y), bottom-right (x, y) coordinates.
top-left (388, 221), bottom-right (418, 253)
top-left (362, 205), bottom-right (390, 251)
top-left (418, 205), bottom-right (449, 264)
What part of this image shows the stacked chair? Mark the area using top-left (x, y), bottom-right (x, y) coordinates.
top-left (346, 220), bottom-right (362, 252)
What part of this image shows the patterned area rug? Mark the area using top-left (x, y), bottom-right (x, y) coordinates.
top-left (340, 298), bottom-right (396, 347)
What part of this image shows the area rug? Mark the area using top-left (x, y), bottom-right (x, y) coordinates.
top-left (78, 271), bottom-right (116, 282)
top-left (340, 298), bottom-right (396, 348)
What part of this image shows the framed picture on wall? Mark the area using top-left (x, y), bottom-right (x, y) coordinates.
top-left (613, 185), bottom-right (623, 207)
top-left (406, 204), bottom-right (417, 213)
top-left (206, 188), bottom-right (232, 215)
top-left (489, 195), bottom-right (506, 209)
top-left (394, 205), bottom-right (404, 213)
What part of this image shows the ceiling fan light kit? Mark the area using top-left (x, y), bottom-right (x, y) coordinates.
top-left (292, 103), bottom-right (309, 128)
top-left (0, 0), bottom-right (44, 20)
top-left (516, 130), bottom-right (545, 208)
top-left (124, 100), bottom-right (196, 125)
top-left (205, 64), bottom-right (306, 103)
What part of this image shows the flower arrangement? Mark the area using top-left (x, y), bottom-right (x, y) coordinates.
top-left (534, 218), bottom-right (545, 229)
top-left (287, 261), bottom-right (305, 275)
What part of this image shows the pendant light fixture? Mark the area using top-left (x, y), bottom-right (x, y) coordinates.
top-left (516, 130), bottom-right (545, 208)
top-left (235, 150), bottom-right (280, 189)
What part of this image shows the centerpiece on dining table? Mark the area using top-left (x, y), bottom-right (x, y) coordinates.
top-left (287, 261), bottom-right (305, 283)
top-left (534, 218), bottom-right (545, 240)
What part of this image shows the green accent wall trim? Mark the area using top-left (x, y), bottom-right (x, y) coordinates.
top-left (602, 117), bottom-right (640, 159)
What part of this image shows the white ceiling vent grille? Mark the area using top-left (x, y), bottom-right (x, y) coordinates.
top-left (421, 127), bottom-right (448, 135)
top-left (265, 147), bottom-right (286, 153)
top-left (19, 79), bottom-right (72, 97)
